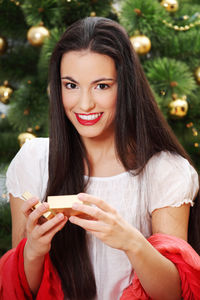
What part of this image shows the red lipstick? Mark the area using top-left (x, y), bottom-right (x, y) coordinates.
top-left (75, 113), bottom-right (103, 126)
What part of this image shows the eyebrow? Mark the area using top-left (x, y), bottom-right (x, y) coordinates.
top-left (60, 76), bottom-right (115, 84)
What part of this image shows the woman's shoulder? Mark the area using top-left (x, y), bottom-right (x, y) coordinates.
top-left (16, 137), bottom-right (49, 161)
top-left (147, 151), bottom-right (194, 173)
top-left (6, 137), bottom-right (49, 200)
top-left (146, 151), bottom-right (199, 213)
top-left (22, 137), bottom-right (49, 152)
top-left (145, 150), bottom-right (199, 196)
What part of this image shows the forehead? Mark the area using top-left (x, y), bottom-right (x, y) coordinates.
top-left (60, 50), bottom-right (116, 78)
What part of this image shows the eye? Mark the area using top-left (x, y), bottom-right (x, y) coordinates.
top-left (64, 82), bottom-right (77, 89)
top-left (96, 83), bottom-right (109, 90)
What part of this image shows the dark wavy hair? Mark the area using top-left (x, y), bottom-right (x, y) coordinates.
top-left (46, 17), bottom-right (200, 299)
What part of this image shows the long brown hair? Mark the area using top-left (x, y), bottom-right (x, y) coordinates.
top-left (47, 17), bottom-right (200, 299)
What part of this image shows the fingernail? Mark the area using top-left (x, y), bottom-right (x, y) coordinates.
top-left (57, 213), bottom-right (64, 220)
top-left (72, 203), bottom-right (79, 209)
top-left (78, 193), bottom-right (86, 200)
top-left (69, 216), bottom-right (75, 222)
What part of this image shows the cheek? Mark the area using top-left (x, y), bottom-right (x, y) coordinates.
top-left (104, 93), bottom-right (117, 111)
top-left (96, 90), bottom-right (117, 110)
top-left (62, 91), bottom-right (76, 111)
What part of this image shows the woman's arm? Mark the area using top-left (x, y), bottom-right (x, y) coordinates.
top-left (69, 194), bottom-right (190, 300)
top-left (9, 194), bottom-right (27, 248)
top-left (125, 204), bottom-right (190, 300)
top-left (10, 195), bottom-right (68, 295)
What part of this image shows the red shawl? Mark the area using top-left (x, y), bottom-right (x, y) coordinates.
top-left (0, 234), bottom-right (200, 300)
top-left (121, 234), bottom-right (200, 300)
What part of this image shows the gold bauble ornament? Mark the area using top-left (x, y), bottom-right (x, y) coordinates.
top-left (161, 0), bottom-right (179, 12)
top-left (195, 67), bottom-right (200, 85)
top-left (27, 25), bottom-right (50, 46)
top-left (18, 132), bottom-right (36, 147)
top-left (35, 125), bottom-right (40, 131)
top-left (0, 36), bottom-right (8, 55)
top-left (1, 113), bottom-right (6, 119)
top-left (0, 81), bottom-right (13, 104)
top-left (169, 96), bottom-right (188, 118)
top-left (90, 11), bottom-right (96, 17)
top-left (130, 35), bottom-right (151, 55)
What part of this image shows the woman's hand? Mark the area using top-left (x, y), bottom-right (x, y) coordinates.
top-left (69, 193), bottom-right (137, 251)
top-left (22, 197), bottom-right (68, 260)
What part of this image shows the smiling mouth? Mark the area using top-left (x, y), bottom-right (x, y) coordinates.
top-left (75, 112), bottom-right (103, 125)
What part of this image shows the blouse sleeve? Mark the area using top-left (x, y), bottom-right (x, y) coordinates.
top-left (6, 138), bottom-right (49, 201)
top-left (147, 151), bottom-right (199, 214)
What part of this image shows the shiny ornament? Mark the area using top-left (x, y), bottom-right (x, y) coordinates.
top-left (0, 113), bottom-right (6, 119)
top-left (130, 35), bottom-right (151, 55)
top-left (90, 11), bottom-right (96, 17)
top-left (24, 109), bottom-right (29, 115)
top-left (18, 132), bottom-right (36, 147)
top-left (27, 127), bottom-right (33, 133)
top-left (27, 25), bottom-right (50, 46)
top-left (0, 36), bottom-right (8, 55)
top-left (35, 125), bottom-right (40, 131)
top-left (169, 97), bottom-right (188, 118)
top-left (0, 82), bottom-right (13, 104)
top-left (134, 8), bottom-right (142, 16)
top-left (195, 67), bottom-right (200, 85)
top-left (161, 0), bottom-right (179, 12)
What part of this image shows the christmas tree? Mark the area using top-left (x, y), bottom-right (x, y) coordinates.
top-left (0, 0), bottom-right (117, 165)
top-left (0, 0), bottom-right (117, 253)
top-left (119, 0), bottom-right (200, 171)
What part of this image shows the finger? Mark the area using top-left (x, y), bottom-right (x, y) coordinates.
top-left (72, 202), bottom-right (113, 223)
top-left (36, 213), bottom-right (68, 236)
top-left (45, 217), bottom-right (68, 241)
top-left (69, 215), bottom-right (107, 232)
top-left (78, 193), bottom-right (117, 214)
top-left (21, 197), bottom-right (40, 217)
top-left (26, 202), bottom-right (49, 232)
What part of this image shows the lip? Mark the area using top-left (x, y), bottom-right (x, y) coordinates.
top-left (75, 112), bottom-right (103, 126)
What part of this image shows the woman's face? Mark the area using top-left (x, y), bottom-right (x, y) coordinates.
top-left (60, 50), bottom-right (118, 141)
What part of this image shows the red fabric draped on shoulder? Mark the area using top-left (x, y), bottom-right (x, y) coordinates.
top-left (0, 234), bottom-right (200, 299)
top-left (120, 234), bottom-right (200, 300)
top-left (0, 238), bottom-right (64, 300)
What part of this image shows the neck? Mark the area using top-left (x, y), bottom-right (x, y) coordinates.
top-left (82, 130), bottom-right (115, 158)
top-left (81, 132), bottom-right (125, 177)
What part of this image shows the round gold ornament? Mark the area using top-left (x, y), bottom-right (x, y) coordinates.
top-left (161, 0), bottom-right (179, 12)
top-left (195, 67), bottom-right (200, 85)
top-left (169, 96), bottom-right (188, 118)
top-left (90, 11), bottom-right (96, 17)
top-left (35, 125), bottom-right (40, 131)
top-left (27, 127), bottom-right (33, 133)
top-left (0, 36), bottom-right (8, 55)
top-left (130, 34), bottom-right (151, 55)
top-left (1, 113), bottom-right (6, 119)
top-left (27, 25), bottom-right (50, 46)
top-left (0, 36), bottom-right (8, 54)
top-left (18, 132), bottom-right (36, 147)
top-left (0, 81), bottom-right (13, 104)
top-left (24, 109), bottom-right (30, 115)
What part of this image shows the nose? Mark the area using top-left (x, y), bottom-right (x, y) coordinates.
top-left (79, 89), bottom-right (95, 112)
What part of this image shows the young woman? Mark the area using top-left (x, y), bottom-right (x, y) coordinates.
top-left (4, 17), bottom-right (200, 300)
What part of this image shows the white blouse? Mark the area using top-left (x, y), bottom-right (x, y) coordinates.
top-left (6, 138), bottom-right (199, 300)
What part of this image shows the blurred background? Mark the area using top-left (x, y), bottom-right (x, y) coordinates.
top-left (0, 0), bottom-right (200, 255)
